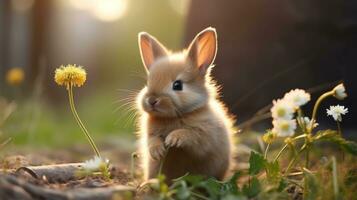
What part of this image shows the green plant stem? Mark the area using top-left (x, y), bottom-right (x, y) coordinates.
top-left (68, 85), bottom-right (101, 157)
top-left (336, 121), bottom-right (345, 161)
top-left (191, 192), bottom-right (210, 200)
top-left (304, 90), bottom-right (333, 169)
top-left (285, 146), bottom-right (306, 175)
top-left (101, 165), bottom-right (111, 181)
top-left (305, 147), bottom-right (310, 168)
top-left (332, 157), bottom-right (339, 200)
top-left (264, 143), bottom-right (270, 159)
top-left (130, 152), bottom-right (137, 180)
top-left (297, 109), bottom-right (304, 130)
top-left (273, 143), bottom-right (288, 162)
top-left (336, 121), bottom-right (342, 135)
top-left (293, 134), bottom-right (308, 140)
top-left (158, 149), bottom-right (168, 176)
top-left (273, 134), bottom-right (307, 162)
top-left (304, 135), bottom-right (311, 169)
top-left (286, 171), bottom-right (303, 177)
top-left (310, 91), bottom-right (334, 131)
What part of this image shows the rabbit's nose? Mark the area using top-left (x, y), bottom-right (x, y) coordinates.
top-left (147, 96), bottom-right (158, 106)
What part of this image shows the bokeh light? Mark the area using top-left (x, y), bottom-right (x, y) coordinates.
top-left (68, 0), bottom-right (128, 22)
top-left (92, 0), bottom-right (128, 22)
top-left (68, 0), bottom-right (96, 11)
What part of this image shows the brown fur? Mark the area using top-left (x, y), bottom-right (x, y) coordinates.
top-left (136, 27), bottom-right (236, 182)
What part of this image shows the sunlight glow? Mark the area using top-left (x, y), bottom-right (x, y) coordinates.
top-left (69, 0), bottom-right (128, 22)
top-left (91, 0), bottom-right (128, 22)
top-left (69, 0), bottom-right (96, 11)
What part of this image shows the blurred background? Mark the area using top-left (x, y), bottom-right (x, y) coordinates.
top-left (0, 0), bottom-right (356, 151)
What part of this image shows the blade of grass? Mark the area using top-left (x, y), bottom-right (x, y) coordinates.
top-left (332, 156), bottom-right (339, 200)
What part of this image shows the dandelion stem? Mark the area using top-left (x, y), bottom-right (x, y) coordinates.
top-left (68, 85), bottom-right (101, 157)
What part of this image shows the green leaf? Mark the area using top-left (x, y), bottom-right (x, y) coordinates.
top-left (249, 151), bottom-right (266, 175)
top-left (340, 140), bottom-right (357, 155)
top-left (314, 129), bottom-right (338, 140)
top-left (345, 167), bottom-right (357, 186)
top-left (242, 177), bottom-right (261, 198)
top-left (277, 179), bottom-right (288, 192)
top-left (221, 194), bottom-right (248, 200)
top-left (220, 171), bottom-right (241, 195)
top-left (176, 181), bottom-right (191, 200)
top-left (172, 172), bottom-right (243, 200)
top-left (173, 173), bottom-right (205, 185)
top-left (265, 160), bottom-right (281, 183)
top-left (315, 130), bottom-right (357, 155)
top-left (199, 178), bottom-right (221, 199)
top-left (303, 169), bottom-right (319, 200)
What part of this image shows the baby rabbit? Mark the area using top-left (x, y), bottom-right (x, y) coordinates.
top-left (136, 27), bottom-right (235, 182)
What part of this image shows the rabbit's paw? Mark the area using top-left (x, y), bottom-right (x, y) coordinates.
top-left (165, 129), bottom-right (190, 148)
top-left (149, 139), bottom-right (166, 160)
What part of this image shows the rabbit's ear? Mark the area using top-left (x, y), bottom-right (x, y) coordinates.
top-left (138, 32), bottom-right (169, 72)
top-left (187, 27), bottom-right (217, 74)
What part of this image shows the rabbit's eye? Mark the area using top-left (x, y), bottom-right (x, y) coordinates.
top-left (172, 80), bottom-right (183, 91)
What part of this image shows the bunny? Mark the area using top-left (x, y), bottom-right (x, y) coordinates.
top-left (136, 27), bottom-right (235, 182)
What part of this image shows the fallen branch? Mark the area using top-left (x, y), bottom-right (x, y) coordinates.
top-left (16, 163), bottom-right (84, 183)
top-left (0, 175), bottom-right (135, 200)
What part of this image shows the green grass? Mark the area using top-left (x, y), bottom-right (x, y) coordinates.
top-left (1, 90), bottom-right (136, 148)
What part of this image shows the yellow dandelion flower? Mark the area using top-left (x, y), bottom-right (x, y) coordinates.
top-left (54, 64), bottom-right (86, 89)
top-left (54, 64), bottom-right (101, 158)
top-left (6, 67), bottom-right (24, 86)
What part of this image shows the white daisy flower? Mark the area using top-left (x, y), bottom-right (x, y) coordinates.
top-left (333, 83), bottom-right (347, 100)
top-left (283, 89), bottom-right (311, 107)
top-left (271, 99), bottom-right (295, 120)
top-left (327, 105), bottom-right (348, 122)
top-left (302, 117), bottom-right (318, 128)
top-left (83, 156), bottom-right (108, 171)
top-left (272, 119), bottom-right (297, 137)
